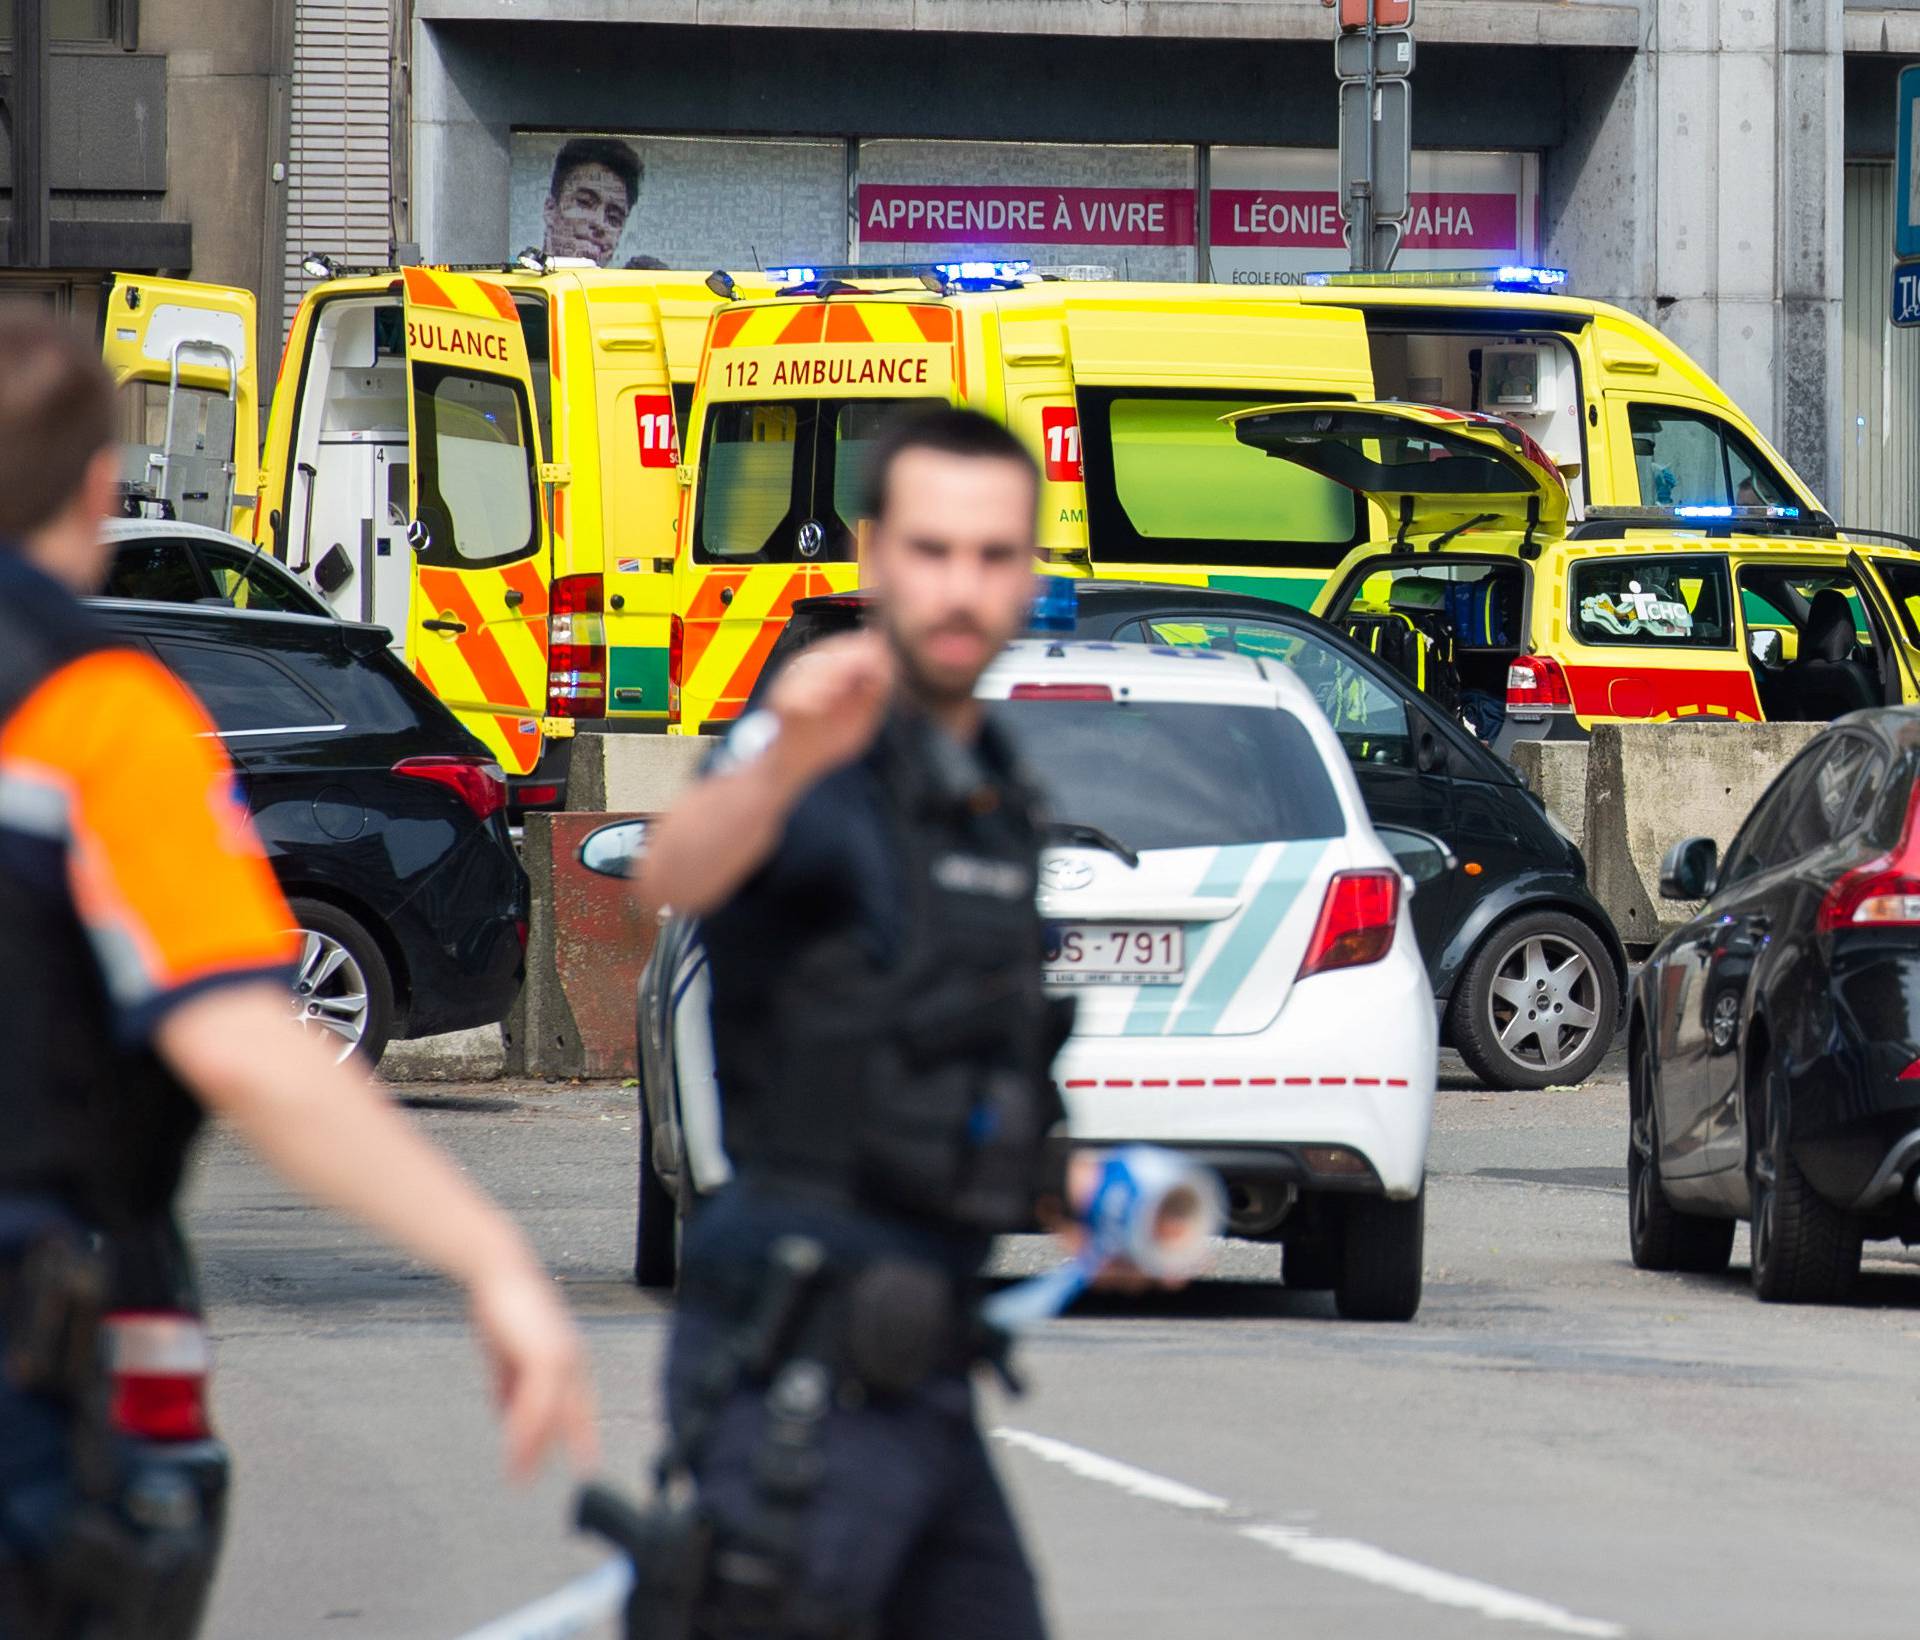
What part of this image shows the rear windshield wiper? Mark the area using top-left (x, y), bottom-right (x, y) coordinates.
top-left (1045, 820), bottom-right (1140, 869)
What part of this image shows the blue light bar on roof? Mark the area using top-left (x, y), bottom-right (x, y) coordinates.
top-left (1297, 266), bottom-right (1569, 293)
top-left (1671, 503), bottom-right (1803, 521)
top-left (766, 266), bottom-right (820, 285)
top-left (932, 260), bottom-right (1032, 282)
top-left (1493, 265), bottom-right (1569, 290)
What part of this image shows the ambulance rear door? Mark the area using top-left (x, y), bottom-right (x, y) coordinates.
top-left (399, 265), bottom-right (554, 775)
top-left (101, 273), bottom-right (260, 536)
top-left (1060, 298), bottom-right (1376, 609)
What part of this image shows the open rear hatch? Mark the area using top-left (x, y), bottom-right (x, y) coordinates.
top-left (1227, 401), bottom-right (1569, 557)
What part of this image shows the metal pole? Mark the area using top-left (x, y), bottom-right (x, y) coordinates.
top-left (1351, 0), bottom-right (1378, 271)
top-left (10, 0), bottom-right (49, 267)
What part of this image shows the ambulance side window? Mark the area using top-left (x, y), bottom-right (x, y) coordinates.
top-left (1625, 405), bottom-right (1794, 509)
top-left (1569, 554), bottom-right (1734, 649)
top-left (410, 365), bottom-right (538, 568)
top-left (1078, 389), bottom-right (1364, 570)
top-left (515, 297), bottom-right (552, 459)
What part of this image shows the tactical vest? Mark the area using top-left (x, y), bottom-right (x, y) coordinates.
top-left (0, 584), bottom-right (204, 1232)
top-left (707, 711), bottom-right (1068, 1235)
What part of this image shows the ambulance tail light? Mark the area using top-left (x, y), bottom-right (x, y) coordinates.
top-left (547, 573), bottom-right (606, 718)
top-left (668, 615), bottom-right (685, 721)
top-left (1818, 783), bottom-right (1920, 932)
top-left (1506, 654), bottom-right (1573, 719)
top-left (107, 1312), bottom-right (212, 1443)
top-left (1298, 870), bottom-right (1401, 979)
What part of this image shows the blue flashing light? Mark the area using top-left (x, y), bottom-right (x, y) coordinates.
top-left (1030, 577), bottom-right (1080, 634)
top-left (932, 260), bottom-right (1032, 282)
top-left (1492, 265), bottom-right (1569, 290)
top-left (767, 266), bottom-right (819, 285)
top-left (1672, 503), bottom-right (1803, 521)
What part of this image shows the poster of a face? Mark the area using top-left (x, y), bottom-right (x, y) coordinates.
top-left (508, 133), bottom-right (847, 271)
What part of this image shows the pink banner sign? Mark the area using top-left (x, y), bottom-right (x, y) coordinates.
top-left (859, 184), bottom-right (1197, 247)
top-left (1210, 190), bottom-right (1518, 251)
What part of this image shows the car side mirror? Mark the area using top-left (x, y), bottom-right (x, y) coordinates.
top-left (1376, 824), bottom-right (1457, 887)
top-left (1749, 629), bottom-right (1782, 668)
top-left (578, 819), bottom-right (648, 878)
top-left (1658, 835), bottom-right (1718, 900)
top-left (1414, 726), bottom-right (1446, 775)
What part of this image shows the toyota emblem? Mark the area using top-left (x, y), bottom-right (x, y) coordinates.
top-left (1041, 857), bottom-right (1094, 891)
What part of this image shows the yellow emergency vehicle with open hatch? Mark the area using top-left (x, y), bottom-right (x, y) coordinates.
top-left (1224, 399), bottom-right (1920, 751)
top-left (112, 262), bottom-right (773, 800)
top-left (666, 263), bottom-right (1823, 734)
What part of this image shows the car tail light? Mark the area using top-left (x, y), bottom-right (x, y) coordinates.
top-left (1298, 869), bottom-right (1401, 978)
top-left (393, 755), bottom-right (507, 821)
top-left (1505, 654), bottom-right (1573, 717)
top-left (1900, 1056), bottom-right (1920, 1081)
top-left (1818, 782), bottom-right (1920, 930)
top-left (107, 1312), bottom-right (211, 1442)
top-left (547, 573), bottom-right (606, 718)
top-left (668, 614), bottom-right (685, 721)
top-left (1008, 683), bottom-right (1114, 701)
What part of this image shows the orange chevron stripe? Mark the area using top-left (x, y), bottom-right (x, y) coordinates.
top-left (687, 568), bottom-right (747, 622)
top-left (777, 306), bottom-right (825, 345)
top-left (715, 570), bottom-right (809, 708)
top-left (710, 308), bottom-right (752, 349)
top-left (404, 266), bottom-right (458, 310)
top-left (478, 280), bottom-right (519, 322)
top-left (417, 570), bottom-right (528, 709)
top-left (908, 305), bottom-right (953, 341)
top-left (825, 305), bottom-right (873, 343)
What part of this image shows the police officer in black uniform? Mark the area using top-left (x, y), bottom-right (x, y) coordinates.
top-left (634, 406), bottom-right (1077, 1639)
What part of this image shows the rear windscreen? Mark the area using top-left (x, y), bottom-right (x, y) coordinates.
top-left (988, 699), bottom-right (1344, 850)
top-left (694, 397), bottom-right (938, 564)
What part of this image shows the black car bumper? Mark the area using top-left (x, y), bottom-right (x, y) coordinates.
top-left (388, 820), bottom-right (528, 1039)
top-left (1789, 944), bottom-right (1920, 1207)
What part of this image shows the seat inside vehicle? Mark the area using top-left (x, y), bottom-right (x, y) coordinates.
top-left (1777, 588), bottom-right (1880, 720)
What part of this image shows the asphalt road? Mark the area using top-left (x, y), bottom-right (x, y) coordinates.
top-left (186, 1047), bottom-right (1920, 1640)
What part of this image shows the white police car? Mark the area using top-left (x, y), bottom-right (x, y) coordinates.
top-left (596, 640), bottom-right (1444, 1319)
top-left (983, 639), bottom-right (1442, 1321)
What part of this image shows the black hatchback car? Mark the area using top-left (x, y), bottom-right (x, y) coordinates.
top-left (761, 582), bottom-right (1627, 1091)
top-left (1629, 708), bottom-right (1920, 1302)
top-left (90, 598), bottom-right (528, 1066)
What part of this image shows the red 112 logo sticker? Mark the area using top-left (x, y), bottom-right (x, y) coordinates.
top-left (634, 395), bottom-right (678, 468)
top-left (1041, 405), bottom-right (1082, 483)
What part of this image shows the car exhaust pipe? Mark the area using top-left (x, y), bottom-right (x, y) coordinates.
top-left (1227, 1180), bottom-right (1296, 1237)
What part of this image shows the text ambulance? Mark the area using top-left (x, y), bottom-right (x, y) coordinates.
top-left (668, 268), bottom-right (1819, 734)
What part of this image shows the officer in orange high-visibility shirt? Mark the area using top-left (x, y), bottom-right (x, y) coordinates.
top-left (0, 314), bottom-right (597, 1638)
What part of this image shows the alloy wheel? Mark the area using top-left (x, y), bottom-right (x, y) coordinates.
top-left (288, 926), bottom-right (371, 1063)
top-left (1484, 933), bottom-right (1602, 1074)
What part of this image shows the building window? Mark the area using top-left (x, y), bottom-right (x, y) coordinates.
top-left (0, 0), bottom-right (119, 43)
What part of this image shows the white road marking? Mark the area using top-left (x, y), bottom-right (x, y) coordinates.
top-left (993, 1427), bottom-right (1626, 1639)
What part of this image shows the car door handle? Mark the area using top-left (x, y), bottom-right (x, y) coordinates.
top-left (503, 588), bottom-right (524, 607)
top-left (422, 618), bottom-right (467, 635)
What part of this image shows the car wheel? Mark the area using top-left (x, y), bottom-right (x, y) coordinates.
top-left (1334, 1187), bottom-right (1423, 1321)
top-left (284, 897), bottom-right (394, 1068)
top-left (1748, 1049), bottom-right (1860, 1304)
top-left (1450, 910), bottom-right (1618, 1090)
top-left (1628, 1031), bottom-right (1734, 1273)
top-left (634, 1088), bottom-right (678, 1291)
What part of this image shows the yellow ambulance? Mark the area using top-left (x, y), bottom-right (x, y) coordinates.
top-left (666, 264), bottom-right (1820, 734)
top-left (1224, 399), bottom-right (1920, 750)
top-left (126, 262), bottom-right (771, 799)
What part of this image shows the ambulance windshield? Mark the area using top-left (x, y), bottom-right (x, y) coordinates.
top-left (695, 397), bottom-right (939, 564)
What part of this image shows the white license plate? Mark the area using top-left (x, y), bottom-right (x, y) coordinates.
top-left (1044, 923), bottom-right (1185, 985)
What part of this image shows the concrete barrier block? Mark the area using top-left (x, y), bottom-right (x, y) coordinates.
top-left (521, 811), bottom-right (660, 1080)
top-left (1583, 721), bottom-right (1822, 950)
top-left (1509, 740), bottom-right (1590, 850)
top-left (381, 1024), bottom-right (507, 1083)
top-left (566, 733), bottom-right (707, 813)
